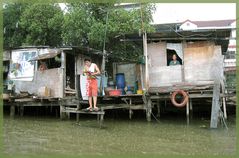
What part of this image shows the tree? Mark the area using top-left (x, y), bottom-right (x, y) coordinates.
top-left (20, 3), bottom-right (64, 46)
top-left (62, 3), bottom-right (155, 61)
top-left (89, 4), bottom-right (155, 61)
top-left (62, 3), bottom-right (94, 46)
top-left (3, 3), bottom-right (28, 49)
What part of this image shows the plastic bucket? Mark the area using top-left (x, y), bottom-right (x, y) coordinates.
top-left (109, 89), bottom-right (122, 96)
top-left (116, 73), bottom-right (125, 89)
top-left (116, 73), bottom-right (125, 94)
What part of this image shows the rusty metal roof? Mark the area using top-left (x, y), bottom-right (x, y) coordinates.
top-left (29, 51), bottom-right (61, 61)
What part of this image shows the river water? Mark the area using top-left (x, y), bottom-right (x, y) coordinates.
top-left (3, 113), bottom-right (236, 156)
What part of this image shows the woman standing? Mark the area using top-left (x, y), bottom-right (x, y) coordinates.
top-left (83, 58), bottom-right (101, 111)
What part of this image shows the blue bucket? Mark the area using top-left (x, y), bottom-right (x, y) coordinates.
top-left (116, 73), bottom-right (125, 94)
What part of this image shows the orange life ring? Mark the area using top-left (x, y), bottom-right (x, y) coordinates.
top-left (171, 90), bottom-right (189, 108)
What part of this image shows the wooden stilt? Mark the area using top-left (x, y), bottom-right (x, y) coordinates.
top-left (222, 97), bottom-right (227, 119)
top-left (76, 104), bottom-right (80, 122)
top-left (210, 81), bottom-right (220, 128)
top-left (129, 109), bottom-right (133, 120)
top-left (100, 113), bottom-right (104, 128)
top-left (186, 101), bottom-right (189, 125)
top-left (146, 99), bottom-right (152, 122)
top-left (220, 79), bottom-right (227, 119)
top-left (60, 100), bottom-right (66, 120)
top-left (66, 112), bottom-right (70, 119)
top-left (97, 114), bottom-right (100, 122)
top-left (129, 98), bottom-right (133, 119)
top-left (189, 99), bottom-right (193, 119)
top-left (20, 105), bottom-right (24, 117)
top-left (156, 99), bottom-right (160, 118)
top-left (10, 104), bottom-right (15, 118)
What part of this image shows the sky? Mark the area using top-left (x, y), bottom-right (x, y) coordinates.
top-left (152, 3), bottom-right (236, 24)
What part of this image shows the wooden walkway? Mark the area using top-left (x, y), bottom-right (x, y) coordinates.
top-left (62, 107), bottom-right (105, 128)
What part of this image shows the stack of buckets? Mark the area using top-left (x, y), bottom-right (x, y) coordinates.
top-left (116, 73), bottom-right (125, 95)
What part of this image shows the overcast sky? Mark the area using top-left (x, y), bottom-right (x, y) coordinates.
top-left (152, 3), bottom-right (236, 24)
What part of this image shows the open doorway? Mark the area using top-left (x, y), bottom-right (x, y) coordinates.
top-left (66, 53), bottom-right (75, 90)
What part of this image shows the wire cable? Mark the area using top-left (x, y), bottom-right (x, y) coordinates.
top-left (165, 24), bottom-right (213, 38)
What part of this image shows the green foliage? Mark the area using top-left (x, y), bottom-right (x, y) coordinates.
top-left (20, 3), bottom-right (64, 46)
top-left (63, 3), bottom-right (155, 61)
top-left (62, 3), bottom-right (94, 46)
top-left (3, 3), bottom-right (27, 49)
top-left (3, 2), bottom-right (155, 61)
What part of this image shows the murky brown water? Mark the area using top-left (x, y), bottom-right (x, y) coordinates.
top-left (3, 115), bottom-right (236, 156)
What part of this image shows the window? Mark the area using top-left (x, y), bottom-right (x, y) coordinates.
top-left (38, 54), bottom-right (61, 70)
top-left (167, 49), bottom-right (182, 66)
top-left (166, 43), bottom-right (183, 66)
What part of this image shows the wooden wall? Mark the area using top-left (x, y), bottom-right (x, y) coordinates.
top-left (184, 42), bottom-right (223, 82)
top-left (14, 68), bottom-right (63, 98)
top-left (147, 41), bottom-right (224, 88)
top-left (148, 42), bottom-right (182, 87)
top-left (149, 66), bottom-right (182, 87)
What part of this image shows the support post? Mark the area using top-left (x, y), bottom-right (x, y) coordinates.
top-left (186, 101), bottom-right (189, 125)
top-left (100, 113), bottom-right (104, 128)
top-left (146, 99), bottom-right (152, 122)
top-left (210, 81), bottom-right (220, 128)
top-left (10, 104), bottom-right (15, 118)
top-left (20, 105), bottom-right (24, 117)
top-left (143, 32), bottom-right (149, 91)
top-left (76, 104), bottom-right (80, 122)
top-left (189, 99), bottom-right (193, 119)
top-left (220, 80), bottom-right (227, 119)
top-left (222, 97), bottom-right (227, 119)
top-left (60, 100), bottom-right (66, 120)
top-left (156, 99), bottom-right (160, 118)
top-left (66, 112), bottom-right (70, 119)
top-left (129, 98), bottom-right (133, 119)
top-left (61, 51), bottom-right (66, 98)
